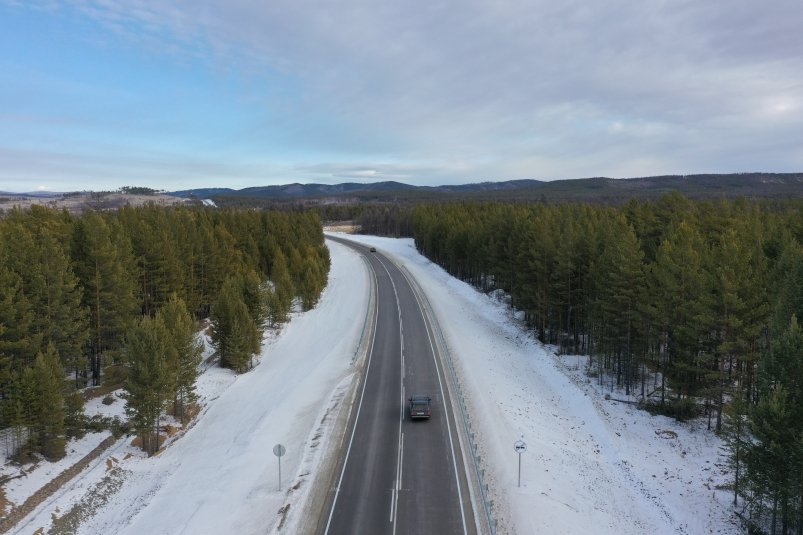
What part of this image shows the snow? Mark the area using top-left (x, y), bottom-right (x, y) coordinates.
top-left (6, 239), bottom-right (369, 534)
top-left (2, 235), bottom-right (740, 534)
top-left (84, 392), bottom-right (128, 420)
top-left (330, 235), bottom-right (740, 535)
top-left (1, 432), bottom-right (109, 507)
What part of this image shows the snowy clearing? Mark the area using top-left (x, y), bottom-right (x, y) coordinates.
top-left (2, 234), bottom-right (740, 534)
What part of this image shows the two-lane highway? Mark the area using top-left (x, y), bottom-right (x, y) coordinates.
top-left (322, 238), bottom-right (476, 534)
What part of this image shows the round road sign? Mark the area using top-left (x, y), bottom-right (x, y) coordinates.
top-left (273, 444), bottom-right (286, 457)
top-left (514, 440), bottom-right (527, 453)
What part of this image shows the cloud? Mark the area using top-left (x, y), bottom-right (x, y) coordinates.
top-left (4, 0), bottom-right (803, 187)
top-left (294, 162), bottom-right (433, 184)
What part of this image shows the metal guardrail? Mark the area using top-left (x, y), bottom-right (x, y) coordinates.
top-left (352, 255), bottom-right (376, 366)
top-left (302, 245), bottom-right (378, 535)
top-left (328, 235), bottom-right (497, 533)
top-left (401, 265), bottom-right (497, 535)
top-left (325, 236), bottom-right (376, 367)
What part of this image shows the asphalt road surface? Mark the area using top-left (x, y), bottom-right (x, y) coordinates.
top-left (322, 238), bottom-right (476, 535)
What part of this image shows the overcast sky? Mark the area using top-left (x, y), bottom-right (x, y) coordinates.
top-left (1, 0), bottom-right (801, 192)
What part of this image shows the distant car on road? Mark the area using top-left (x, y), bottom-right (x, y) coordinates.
top-left (408, 395), bottom-right (431, 419)
top-left (369, 247), bottom-right (377, 252)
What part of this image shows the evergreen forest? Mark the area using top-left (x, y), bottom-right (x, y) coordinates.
top-left (0, 204), bottom-right (329, 458)
top-left (411, 194), bottom-right (803, 534)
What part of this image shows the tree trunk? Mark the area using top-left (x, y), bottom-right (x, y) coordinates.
top-left (716, 355), bottom-right (725, 433)
top-left (94, 261), bottom-right (102, 387)
top-left (772, 491), bottom-right (778, 535)
top-left (625, 313), bottom-right (632, 396)
top-left (733, 442), bottom-right (739, 506)
top-left (154, 414), bottom-right (161, 456)
top-left (641, 363), bottom-right (646, 398)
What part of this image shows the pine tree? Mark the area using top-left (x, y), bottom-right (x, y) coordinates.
top-left (771, 243), bottom-right (803, 338)
top-left (270, 249), bottom-right (294, 324)
top-left (240, 270), bottom-right (269, 333)
top-left (747, 385), bottom-right (797, 534)
top-left (64, 390), bottom-right (86, 439)
top-left (0, 213), bottom-right (90, 393)
top-left (225, 309), bottom-right (259, 373)
top-left (746, 315), bottom-right (803, 532)
top-left (721, 387), bottom-right (750, 506)
top-left (158, 293), bottom-right (202, 423)
top-left (298, 244), bottom-right (329, 311)
top-left (211, 280), bottom-right (259, 372)
top-left (169, 209), bottom-right (203, 317)
top-left (2, 373), bottom-right (31, 456)
top-left (710, 226), bottom-right (769, 431)
top-left (591, 213), bottom-right (646, 394)
top-left (123, 315), bottom-right (172, 456)
top-left (649, 220), bottom-right (714, 413)
top-left (0, 263), bottom-right (38, 380)
top-left (24, 343), bottom-right (66, 460)
top-left (120, 206), bottom-right (185, 316)
top-left (71, 212), bottom-right (138, 385)
top-left (31, 230), bottom-right (90, 381)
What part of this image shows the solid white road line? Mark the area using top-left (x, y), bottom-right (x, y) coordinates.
top-left (402, 267), bottom-right (470, 535)
top-left (323, 257), bottom-right (380, 535)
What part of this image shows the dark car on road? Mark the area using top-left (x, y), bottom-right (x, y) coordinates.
top-left (408, 395), bottom-right (432, 419)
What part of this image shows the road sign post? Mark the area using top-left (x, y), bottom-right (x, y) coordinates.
top-left (273, 443), bottom-right (286, 491)
top-left (514, 439), bottom-right (527, 487)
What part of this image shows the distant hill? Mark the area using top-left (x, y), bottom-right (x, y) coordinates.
top-left (169, 173), bottom-right (803, 204)
top-left (0, 191), bottom-right (185, 214)
top-left (169, 180), bottom-right (541, 199)
top-left (170, 181), bottom-right (420, 200)
top-left (527, 173), bottom-right (803, 202)
top-left (168, 187), bottom-right (238, 198)
top-left (0, 190), bottom-right (64, 198)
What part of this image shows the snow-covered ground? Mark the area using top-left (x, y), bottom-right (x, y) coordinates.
top-left (335, 234), bottom-right (741, 535)
top-left (2, 235), bottom-right (740, 534)
top-left (4, 239), bottom-right (369, 534)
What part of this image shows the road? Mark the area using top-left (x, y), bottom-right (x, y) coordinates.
top-left (322, 237), bottom-right (476, 535)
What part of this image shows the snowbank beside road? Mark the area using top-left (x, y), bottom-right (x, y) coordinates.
top-left (340, 234), bottom-right (740, 535)
top-left (6, 239), bottom-right (369, 535)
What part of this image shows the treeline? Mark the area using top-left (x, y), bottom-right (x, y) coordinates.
top-left (411, 194), bottom-right (803, 534)
top-left (186, 199), bottom-right (416, 238)
top-left (0, 205), bottom-right (329, 458)
top-left (316, 203), bottom-right (414, 237)
top-left (352, 204), bottom-right (413, 237)
top-left (119, 186), bottom-right (161, 195)
top-left (189, 198), bottom-right (417, 238)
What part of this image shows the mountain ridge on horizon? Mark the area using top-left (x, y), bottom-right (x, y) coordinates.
top-left (4, 172), bottom-right (803, 202)
top-left (168, 172), bottom-right (803, 202)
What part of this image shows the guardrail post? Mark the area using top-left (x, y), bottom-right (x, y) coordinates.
top-left (400, 265), bottom-right (495, 535)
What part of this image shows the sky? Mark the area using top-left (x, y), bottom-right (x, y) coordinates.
top-left (1, 0), bottom-right (802, 193)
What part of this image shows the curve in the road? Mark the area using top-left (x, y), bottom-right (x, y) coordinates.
top-left (322, 238), bottom-right (476, 535)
